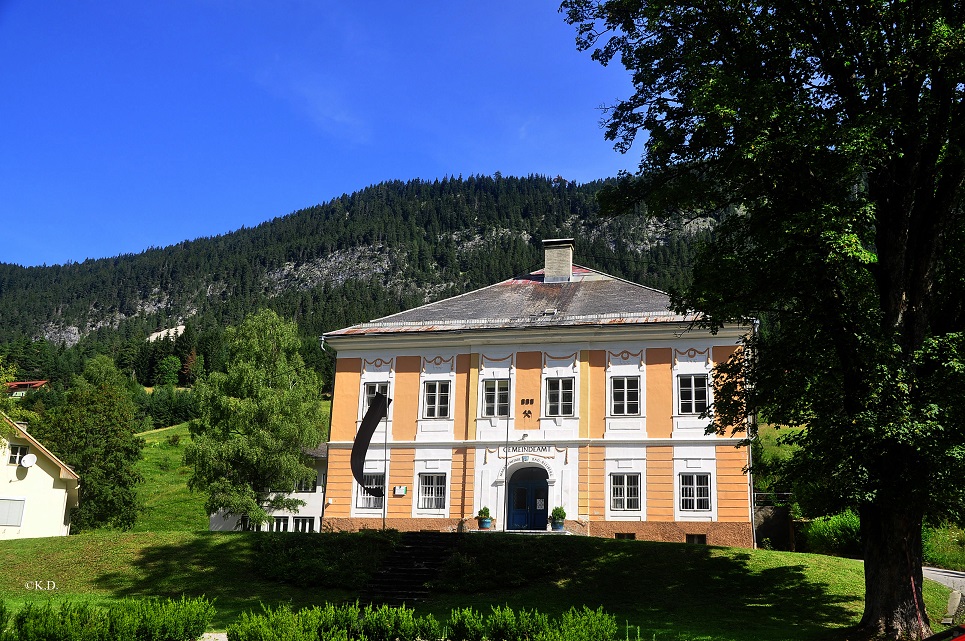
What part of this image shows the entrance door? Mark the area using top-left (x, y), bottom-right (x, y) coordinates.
top-left (507, 467), bottom-right (549, 530)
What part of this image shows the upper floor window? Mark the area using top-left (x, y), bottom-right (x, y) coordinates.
top-left (611, 376), bottom-right (640, 416)
top-left (482, 379), bottom-right (510, 417)
top-left (546, 377), bottom-right (575, 417)
top-left (7, 444), bottom-right (28, 465)
top-left (364, 382), bottom-right (389, 412)
top-left (418, 473), bottom-right (447, 510)
top-left (295, 475), bottom-right (316, 493)
top-left (680, 473), bottom-right (711, 511)
top-left (423, 381), bottom-right (451, 418)
top-left (678, 374), bottom-right (709, 415)
top-left (611, 473), bottom-right (641, 511)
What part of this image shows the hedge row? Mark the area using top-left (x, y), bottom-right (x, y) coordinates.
top-left (227, 602), bottom-right (618, 641)
top-left (0, 596), bottom-right (213, 641)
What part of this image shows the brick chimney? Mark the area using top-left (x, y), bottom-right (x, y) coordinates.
top-left (542, 238), bottom-right (574, 283)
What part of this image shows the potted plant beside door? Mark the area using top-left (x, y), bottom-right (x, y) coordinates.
top-left (550, 506), bottom-right (566, 532)
top-left (476, 507), bottom-right (493, 530)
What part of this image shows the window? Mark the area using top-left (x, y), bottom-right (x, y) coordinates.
top-left (0, 499), bottom-right (25, 527)
top-left (686, 534), bottom-right (707, 545)
top-left (611, 474), bottom-right (641, 511)
top-left (615, 533), bottom-right (636, 540)
top-left (269, 516), bottom-right (289, 532)
top-left (364, 382), bottom-right (389, 412)
top-left (546, 378), bottom-right (575, 416)
top-left (293, 517), bottom-right (314, 532)
top-left (418, 473), bottom-right (446, 510)
top-left (678, 374), bottom-right (709, 414)
top-left (680, 473), bottom-right (711, 511)
top-left (482, 379), bottom-right (510, 417)
top-left (423, 381), bottom-right (450, 418)
top-left (611, 377), bottom-right (640, 415)
top-left (357, 473), bottom-right (385, 509)
top-left (7, 445), bottom-right (28, 466)
top-left (295, 475), bottom-right (316, 493)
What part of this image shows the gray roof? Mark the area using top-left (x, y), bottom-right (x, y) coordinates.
top-left (325, 266), bottom-right (696, 338)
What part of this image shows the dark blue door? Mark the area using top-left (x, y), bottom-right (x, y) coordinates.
top-left (507, 467), bottom-right (549, 530)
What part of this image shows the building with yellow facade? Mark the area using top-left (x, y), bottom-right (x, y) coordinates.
top-left (321, 240), bottom-right (753, 546)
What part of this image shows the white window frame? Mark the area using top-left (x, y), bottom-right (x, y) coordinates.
top-left (679, 473), bottom-right (712, 512)
top-left (422, 380), bottom-right (451, 419)
top-left (8, 444), bottom-right (28, 466)
top-left (545, 377), bottom-right (575, 417)
top-left (295, 475), bottom-right (316, 493)
top-left (678, 374), bottom-right (709, 415)
top-left (269, 516), bottom-right (289, 532)
top-left (0, 498), bottom-right (25, 527)
top-left (292, 516), bottom-right (314, 532)
top-left (356, 473), bottom-right (385, 510)
top-left (481, 379), bottom-right (510, 418)
top-left (610, 376), bottom-right (641, 416)
top-left (363, 381), bottom-right (389, 413)
top-left (610, 473), bottom-right (642, 511)
top-left (418, 473), bottom-right (447, 510)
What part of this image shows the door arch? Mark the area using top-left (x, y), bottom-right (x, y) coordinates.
top-left (507, 466), bottom-right (549, 530)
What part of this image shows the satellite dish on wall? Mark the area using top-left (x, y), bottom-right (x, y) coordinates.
top-left (20, 454), bottom-right (37, 468)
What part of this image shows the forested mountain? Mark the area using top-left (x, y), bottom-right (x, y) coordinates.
top-left (0, 174), bottom-right (707, 389)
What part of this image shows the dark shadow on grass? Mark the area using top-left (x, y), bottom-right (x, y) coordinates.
top-left (428, 535), bottom-right (860, 641)
top-left (91, 532), bottom-right (352, 629)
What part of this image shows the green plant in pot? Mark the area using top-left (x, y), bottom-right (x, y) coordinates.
top-left (476, 507), bottom-right (493, 530)
top-left (550, 506), bottom-right (566, 531)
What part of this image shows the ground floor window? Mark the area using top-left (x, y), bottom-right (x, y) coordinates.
top-left (292, 517), bottom-right (314, 532)
top-left (418, 473), bottom-right (446, 510)
top-left (680, 473), bottom-right (711, 511)
top-left (0, 498), bottom-right (25, 527)
top-left (269, 516), bottom-right (288, 532)
top-left (610, 473), bottom-right (641, 511)
top-left (357, 473), bottom-right (385, 509)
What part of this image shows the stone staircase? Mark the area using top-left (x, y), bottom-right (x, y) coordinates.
top-left (359, 531), bottom-right (462, 607)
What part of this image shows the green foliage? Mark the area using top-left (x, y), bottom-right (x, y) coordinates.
top-left (564, 1), bottom-right (965, 635)
top-left (185, 309), bottom-right (326, 525)
top-left (551, 506), bottom-right (566, 521)
top-left (447, 607), bottom-right (487, 641)
top-left (3, 597), bottom-right (212, 641)
top-left (800, 511), bottom-right (862, 559)
top-left (923, 524), bottom-right (965, 572)
top-left (154, 356), bottom-right (181, 387)
top-left (252, 529), bottom-right (401, 589)
top-left (31, 382), bottom-right (144, 531)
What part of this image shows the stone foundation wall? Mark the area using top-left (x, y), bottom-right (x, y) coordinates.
top-left (323, 516), bottom-right (753, 547)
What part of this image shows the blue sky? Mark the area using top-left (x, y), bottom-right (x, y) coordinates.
top-left (0, 2), bottom-right (637, 267)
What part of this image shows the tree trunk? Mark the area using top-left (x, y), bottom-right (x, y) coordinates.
top-left (859, 500), bottom-right (931, 639)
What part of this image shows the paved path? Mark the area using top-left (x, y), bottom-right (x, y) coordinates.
top-left (924, 567), bottom-right (965, 593)
top-left (201, 634), bottom-right (227, 641)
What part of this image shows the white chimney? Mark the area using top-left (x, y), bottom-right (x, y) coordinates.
top-left (542, 238), bottom-right (574, 283)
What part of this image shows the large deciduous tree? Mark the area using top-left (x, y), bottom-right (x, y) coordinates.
top-left (185, 309), bottom-right (326, 528)
top-left (563, 1), bottom-right (965, 638)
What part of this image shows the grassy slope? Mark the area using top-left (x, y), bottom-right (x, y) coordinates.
top-left (0, 531), bottom-right (952, 639)
top-left (0, 410), bottom-right (952, 638)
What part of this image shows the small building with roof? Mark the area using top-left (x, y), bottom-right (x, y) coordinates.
top-left (321, 240), bottom-right (753, 546)
top-left (1, 414), bottom-right (80, 539)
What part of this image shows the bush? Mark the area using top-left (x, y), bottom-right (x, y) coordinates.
top-left (448, 607), bottom-right (486, 641)
top-left (5, 597), bottom-right (213, 641)
top-left (924, 524), bottom-right (965, 571)
top-left (802, 510), bottom-right (862, 558)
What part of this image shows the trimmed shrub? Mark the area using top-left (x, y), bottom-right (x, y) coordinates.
top-left (448, 607), bottom-right (486, 641)
top-left (6, 597), bottom-right (213, 641)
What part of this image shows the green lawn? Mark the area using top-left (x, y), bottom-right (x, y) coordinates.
top-left (133, 423), bottom-right (208, 532)
top-left (0, 530), bottom-right (953, 639)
